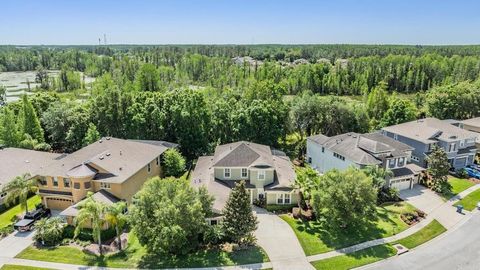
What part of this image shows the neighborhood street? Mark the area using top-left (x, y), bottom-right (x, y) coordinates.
top-left (361, 211), bottom-right (480, 270)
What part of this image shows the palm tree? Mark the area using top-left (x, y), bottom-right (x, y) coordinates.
top-left (363, 166), bottom-right (394, 190)
top-left (294, 166), bottom-right (320, 208)
top-left (105, 201), bottom-right (127, 251)
top-left (34, 217), bottom-right (64, 246)
top-left (2, 173), bottom-right (38, 215)
top-left (74, 195), bottom-right (106, 255)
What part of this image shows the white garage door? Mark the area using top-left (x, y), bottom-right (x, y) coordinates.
top-left (390, 178), bottom-right (412, 190)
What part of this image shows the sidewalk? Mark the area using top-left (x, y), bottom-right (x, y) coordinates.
top-left (307, 184), bottom-right (480, 263)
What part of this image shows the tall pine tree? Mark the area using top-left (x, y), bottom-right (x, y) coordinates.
top-left (426, 146), bottom-right (451, 194)
top-left (20, 95), bottom-right (44, 142)
top-left (221, 181), bottom-right (258, 244)
top-left (0, 108), bottom-right (20, 147)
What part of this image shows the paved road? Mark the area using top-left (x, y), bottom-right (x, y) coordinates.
top-left (361, 212), bottom-right (480, 270)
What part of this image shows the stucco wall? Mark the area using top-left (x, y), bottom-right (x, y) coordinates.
top-left (307, 139), bottom-right (358, 173)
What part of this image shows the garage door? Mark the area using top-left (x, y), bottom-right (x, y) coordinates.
top-left (390, 178), bottom-right (412, 190)
top-left (46, 197), bottom-right (73, 210)
top-left (454, 158), bottom-right (467, 168)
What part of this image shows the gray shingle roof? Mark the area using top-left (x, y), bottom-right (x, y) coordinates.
top-left (59, 190), bottom-right (120, 217)
top-left (462, 117), bottom-right (480, 128)
top-left (213, 141), bottom-right (274, 168)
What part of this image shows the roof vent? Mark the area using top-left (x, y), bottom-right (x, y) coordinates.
top-left (99, 156), bottom-right (104, 160)
top-left (449, 135), bottom-right (457, 139)
top-left (106, 152), bottom-right (111, 157)
top-left (106, 137), bottom-right (111, 140)
top-left (119, 150), bottom-right (122, 156)
top-left (99, 139), bottom-right (103, 143)
top-left (119, 167), bottom-right (122, 171)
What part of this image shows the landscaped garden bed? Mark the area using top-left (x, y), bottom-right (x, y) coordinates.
top-left (281, 202), bottom-right (420, 256)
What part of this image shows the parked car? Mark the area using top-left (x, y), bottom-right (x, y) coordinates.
top-left (464, 167), bottom-right (480, 180)
top-left (13, 205), bottom-right (51, 232)
top-left (467, 164), bottom-right (480, 171)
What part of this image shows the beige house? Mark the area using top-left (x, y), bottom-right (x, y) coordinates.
top-left (0, 148), bottom-right (62, 206)
top-left (462, 117), bottom-right (480, 150)
top-left (34, 137), bottom-right (176, 223)
top-left (191, 141), bottom-right (298, 218)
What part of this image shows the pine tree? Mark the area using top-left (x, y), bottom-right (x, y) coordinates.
top-left (221, 181), bottom-right (258, 244)
top-left (82, 123), bottom-right (101, 146)
top-left (20, 95), bottom-right (44, 142)
top-left (0, 108), bottom-right (20, 147)
top-left (426, 146), bottom-right (451, 194)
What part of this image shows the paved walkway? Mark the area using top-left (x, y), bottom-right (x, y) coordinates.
top-left (307, 184), bottom-right (480, 263)
top-left (254, 207), bottom-right (314, 270)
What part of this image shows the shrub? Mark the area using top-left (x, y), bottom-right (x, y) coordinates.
top-left (378, 187), bottom-right (400, 204)
top-left (0, 224), bottom-right (14, 237)
top-left (457, 169), bottom-right (469, 179)
top-left (203, 225), bottom-right (225, 245)
top-left (34, 217), bottom-right (64, 246)
top-left (62, 225), bottom-right (116, 242)
top-left (162, 148), bottom-right (186, 177)
top-left (265, 204), bottom-right (296, 213)
top-left (253, 197), bottom-right (266, 208)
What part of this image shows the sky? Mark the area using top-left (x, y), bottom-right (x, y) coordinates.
top-left (1, 0), bottom-right (480, 45)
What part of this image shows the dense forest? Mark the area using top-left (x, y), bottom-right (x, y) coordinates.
top-left (0, 45), bottom-right (479, 159)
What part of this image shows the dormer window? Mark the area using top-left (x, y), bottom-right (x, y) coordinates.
top-left (224, 168), bottom-right (231, 178)
top-left (100, 182), bottom-right (110, 189)
top-left (388, 159), bottom-right (396, 168)
top-left (52, 177), bottom-right (58, 187)
top-left (397, 157), bottom-right (405, 167)
top-left (258, 170), bottom-right (265, 180)
top-left (63, 178), bottom-right (71, 188)
top-left (448, 143), bottom-right (456, 152)
top-left (393, 134), bottom-right (398, 140)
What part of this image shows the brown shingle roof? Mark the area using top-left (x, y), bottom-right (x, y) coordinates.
top-left (213, 141), bottom-right (274, 168)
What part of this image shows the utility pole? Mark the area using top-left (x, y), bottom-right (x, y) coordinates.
top-left (98, 38), bottom-right (101, 45)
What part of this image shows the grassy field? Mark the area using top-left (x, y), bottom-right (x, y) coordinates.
top-left (310, 219), bottom-right (447, 270)
top-left (454, 188), bottom-right (480, 211)
top-left (441, 177), bottom-right (475, 200)
top-left (16, 233), bottom-right (269, 268)
top-left (0, 265), bottom-right (52, 270)
top-left (311, 244), bottom-right (397, 270)
top-left (393, 219), bottom-right (446, 249)
top-left (281, 202), bottom-right (416, 255)
top-left (0, 195), bottom-right (41, 228)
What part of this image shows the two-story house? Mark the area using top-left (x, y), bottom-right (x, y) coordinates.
top-left (382, 118), bottom-right (478, 171)
top-left (461, 117), bottom-right (480, 150)
top-left (191, 141), bottom-right (297, 218)
top-left (0, 148), bottom-right (61, 207)
top-left (307, 132), bottom-right (425, 190)
top-left (34, 137), bottom-right (176, 224)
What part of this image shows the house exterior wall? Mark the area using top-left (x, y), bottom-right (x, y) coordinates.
top-left (266, 191), bottom-right (298, 205)
top-left (214, 167), bottom-right (250, 181)
top-left (382, 130), bottom-right (429, 167)
top-left (249, 169), bottom-right (274, 188)
top-left (306, 139), bottom-right (358, 173)
top-left (213, 167), bottom-right (274, 186)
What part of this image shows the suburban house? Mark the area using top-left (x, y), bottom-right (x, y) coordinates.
top-left (382, 118), bottom-right (478, 171)
top-left (0, 148), bottom-right (61, 206)
top-left (191, 141), bottom-right (297, 222)
top-left (34, 137), bottom-right (176, 224)
top-left (461, 117), bottom-right (480, 150)
top-left (307, 132), bottom-right (424, 190)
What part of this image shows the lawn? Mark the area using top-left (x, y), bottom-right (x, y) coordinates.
top-left (0, 265), bottom-right (52, 270)
top-left (311, 244), bottom-right (397, 270)
top-left (440, 177), bottom-right (475, 200)
top-left (393, 219), bottom-right (446, 249)
top-left (0, 195), bottom-right (41, 228)
top-left (281, 202), bottom-right (417, 255)
top-left (16, 233), bottom-right (269, 269)
top-left (454, 188), bottom-right (480, 211)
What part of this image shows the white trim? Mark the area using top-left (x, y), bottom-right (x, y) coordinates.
top-left (224, 168), bottom-right (231, 178)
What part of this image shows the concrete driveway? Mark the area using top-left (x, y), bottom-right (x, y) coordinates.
top-left (0, 230), bottom-right (34, 258)
top-left (254, 207), bottom-right (314, 270)
top-left (399, 185), bottom-right (444, 214)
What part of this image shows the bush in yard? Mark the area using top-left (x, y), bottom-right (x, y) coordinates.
top-left (221, 181), bottom-right (258, 245)
top-left (62, 225), bottom-right (116, 242)
top-left (311, 167), bottom-right (377, 228)
top-left (162, 148), bottom-right (186, 177)
top-left (129, 177), bottom-right (213, 255)
top-left (34, 217), bottom-right (64, 246)
top-left (457, 169), bottom-right (469, 179)
top-left (203, 225), bottom-right (225, 246)
top-left (0, 224), bottom-right (14, 238)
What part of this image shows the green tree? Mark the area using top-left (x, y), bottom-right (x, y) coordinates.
top-left (362, 166), bottom-right (394, 190)
top-left (1, 173), bottom-right (38, 214)
top-left (162, 148), bottom-right (186, 177)
top-left (129, 177), bottom-right (213, 255)
top-left (379, 98), bottom-right (417, 128)
top-left (83, 123), bottom-right (101, 146)
top-left (20, 95), bottom-right (44, 142)
top-left (74, 195), bottom-right (107, 255)
top-left (221, 181), bottom-right (258, 244)
top-left (0, 108), bottom-right (20, 147)
top-left (311, 168), bottom-right (377, 228)
top-left (135, 63), bottom-right (161, 92)
top-left (34, 217), bottom-right (64, 246)
top-left (426, 146), bottom-right (451, 194)
top-left (294, 166), bottom-right (320, 206)
top-left (105, 201), bottom-right (127, 251)
top-left (366, 82), bottom-right (390, 122)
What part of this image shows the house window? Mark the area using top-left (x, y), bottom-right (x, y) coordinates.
top-left (63, 178), bottom-right (71, 188)
top-left (156, 156), bottom-right (160, 166)
top-left (38, 177), bottom-right (47, 186)
top-left (258, 170), bottom-right (265, 180)
top-left (224, 168), bottom-right (231, 178)
top-left (147, 163), bottom-right (151, 173)
top-left (449, 143), bottom-right (456, 152)
top-left (241, 168), bottom-right (248, 178)
top-left (84, 182), bottom-right (91, 189)
top-left (394, 134), bottom-right (398, 140)
top-left (333, 152), bottom-right (345, 161)
top-left (388, 159), bottom-right (396, 168)
top-left (210, 219), bottom-right (218, 226)
top-left (74, 183), bottom-right (80, 189)
top-left (52, 177), bottom-right (58, 187)
top-left (308, 157), bottom-right (312, 163)
top-left (411, 155), bottom-right (420, 162)
top-left (284, 193), bottom-right (291, 204)
top-left (277, 194), bottom-right (284, 204)
top-left (397, 157), bottom-right (405, 167)
top-left (321, 147), bottom-right (325, 153)
top-left (100, 182), bottom-right (111, 189)
top-left (460, 140), bottom-right (465, 147)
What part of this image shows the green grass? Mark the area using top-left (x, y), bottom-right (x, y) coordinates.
top-left (0, 195), bottom-right (41, 228)
top-left (454, 188), bottom-right (480, 211)
top-left (393, 219), bottom-right (446, 249)
top-left (281, 202), bottom-right (416, 255)
top-left (16, 233), bottom-right (269, 268)
top-left (440, 177), bottom-right (475, 200)
top-left (311, 244), bottom-right (397, 270)
top-left (0, 265), bottom-right (52, 270)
